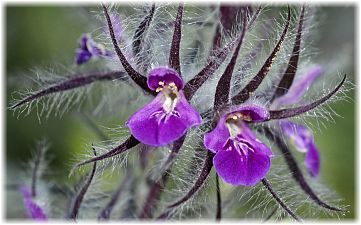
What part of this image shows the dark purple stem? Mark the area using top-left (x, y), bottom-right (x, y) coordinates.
top-left (72, 135), bottom-right (139, 169)
top-left (271, 6), bottom-right (305, 102)
top-left (98, 170), bottom-right (131, 220)
top-left (102, 4), bottom-right (154, 95)
top-left (132, 3), bottom-right (156, 56)
top-left (68, 148), bottom-right (97, 220)
top-left (169, 3), bottom-right (184, 75)
top-left (11, 71), bottom-right (126, 109)
top-left (167, 150), bottom-right (215, 208)
top-left (216, 174), bottom-right (221, 221)
top-left (139, 134), bottom-right (187, 219)
top-left (214, 15), bottom-right (247, 111)
top-left (268, 75), bottom-right (346, 120)
top-left (231, 6), bottom-right (291, 105)
top-left (183, 6), bottom-right (261, 101)
top-left (261, 178), bottom-right (302, 222)
top-left (264, 127), bottom-right (346, 212)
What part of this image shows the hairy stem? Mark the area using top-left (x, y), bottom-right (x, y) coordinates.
top-left (261, 178), bottom-right (302, 222)
top-left (102, 4), bottom-right (154, 95)
top-left (271, 5), bottom-right (305, 102)
top-left (264, 127), bottom-right (346, 212)
top-left (169, 3), bottom-right (184, 75)
top-left (68, 148), bottom-right (97, 220)
top-left (231, 6), bottom-right (291, 104)
top-left (11, 71), bottom-right (126, 109)
top-left (267, 75), bottom-right (346, 120)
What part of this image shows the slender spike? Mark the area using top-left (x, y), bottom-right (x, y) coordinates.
top-left (271, 6), bottom-right (306, 102)
top-left (98, 170), bottom-right (131, 220)
top-left (132, 3), bottom-right (156, 56)
top-left (68, 147), bottom-right (97, 220)
top-left (264, 127), bottom-right (346, 212)
top-left (261, 178), bottom-right (302, 222)
top-left (10, 71), bottom-right (126, 109)
top-left (184, 6), bottom-right (262, 101)
top-left (139, 134), bottom-right (187, 219)
top-left (167, 150), bottom-right (215, 208)
top-left (214, 15), bottom-right (247, 111)
top-left (169, 3), bottom-right (184, 75)
top-left (215, 174), bottom-right (221, 221)
top-left (247, 6), bottom-right (262, 30)
top-left (72, 135), bottom-right (139, 170)
top-left (232, 7), bottom-right (291, 105)
top-left (268, 75), bottom-right (346, 120)
top-left (102, 4), bottom-right (154, 95)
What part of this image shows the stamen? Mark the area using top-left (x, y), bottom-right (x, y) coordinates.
top-left (156, 87), bottom-right (163, 92)
top-left (158, 81), bottom-right (165, 86)
top-left (169, 82), bottom-right (176, 87)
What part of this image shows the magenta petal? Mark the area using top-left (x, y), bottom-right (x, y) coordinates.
top-left (126, 91), bottom-right (201, 146)
top-left (147, 67), bottom-right (184, 90)
top-left (213, 147), bottom-right (270, 186)
top-left (204, 116), bottom-right (229, 153)
top-left (273, 66), bottom-right (323, 107)
top-left (305, 142), bottom-right (320, 177)
top-left (281, 121), bottom-right (312, 151)
top-left (20, 186), bottom-right (47, 220)
top-left (76, 49), bottom-right (92, 65)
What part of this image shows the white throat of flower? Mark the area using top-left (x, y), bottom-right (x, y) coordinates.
top-left (156, 81), bottom-right (180, 113)
top-left (225, 113), bottom-right (252, 139)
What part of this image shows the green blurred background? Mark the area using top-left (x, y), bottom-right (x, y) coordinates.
top-left (5, 5), bottom-right (355, 219)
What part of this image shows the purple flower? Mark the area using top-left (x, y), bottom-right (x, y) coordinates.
top-left (126, 67), bottom-right (202, 147)
top-left (76, 14), bottom-right (123, 65)
top-left (204, 105), bottom-right (272, 186)
top-left (273, 66), bottom-right (323, 177)
top-left (280, 121), bottom-right (320, 177)
top-left (20, 186), bottom-right (47, 220)
top-left (75, 34), bottom-right (114, 65)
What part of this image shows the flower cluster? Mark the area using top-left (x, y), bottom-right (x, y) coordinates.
top-left (10, 3), bottom-right (350, 221)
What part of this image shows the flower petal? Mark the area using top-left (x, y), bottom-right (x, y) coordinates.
top-left (147, 67), bottom-right (184, 90)
top-left (204, 116), bottom-right (229, 153)
top-left (305, 142), bottom-right (320, 177)
top-left (213, 146), bottom-right (270, 186)
top-left (126, 91), bottom-right (201, 146)
top-left (280, 120), bottom-right (312, 152)
top-left (273, 66), bottom-right (323, 107)
top-left (20, 186), bottom-right (47, 220)
top-left (75, 49), bottom-right (92, 65)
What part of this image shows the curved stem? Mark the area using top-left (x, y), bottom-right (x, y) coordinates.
top-left (261, 178), bottom-right (302, 222)
top-left (68, 148), bottom-right (97, 220)
top-left (102, 4), bottom-right (154, 95)
top-left (264, 127), bottom-right (346, 212)
top-left (11, 71), bottom-right (125, 109)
